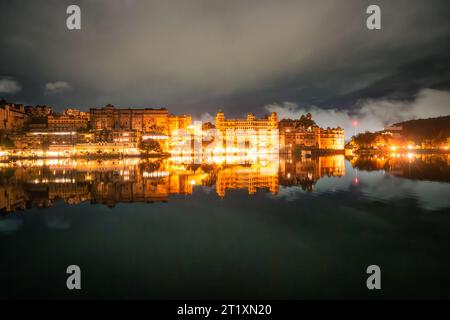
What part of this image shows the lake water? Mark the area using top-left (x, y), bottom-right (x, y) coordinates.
top-left (1, 154), bottom-right (450, 299)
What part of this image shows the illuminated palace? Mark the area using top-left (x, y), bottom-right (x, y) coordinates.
top-left (278, 113), bottom-right (345, 151)
top-left (213, 111), bottom-right (344, 152)
top-left (215, 111), bottom-right (278, 132)
top-left (89, 104), bottom-right (191, 135)
top-left (214, 111), bottom-right (279, 153)
top-left (0, 101), bottom-right (192, 157)
top-left (0, 99), bottom-right (346, 160)
top-left (0, 101), bottom-right (29, 131)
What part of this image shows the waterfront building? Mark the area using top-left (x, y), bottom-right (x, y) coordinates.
top-left (278, 114), bottom-right (345, 151)
top-left (213, 112), bottom-right (279, 154)
top-left (89, 104), bottom-right (191, 136)
top-left (89, 104), bottom-right (167, 133)
top-left (279, 126), bottom-right (320, 149)
top-left (91, 129), bottom-right (138, 144)
top-left (67, 130), bottom-right (140, 156)
top-left (73, 142), bottom-right (140, 156)
top-left (318, 127), bottom-right (345, 150)
top-left (9, 131), bottom-right (78, 149)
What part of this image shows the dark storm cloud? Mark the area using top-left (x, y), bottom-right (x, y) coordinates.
top-left (0, 0), bottom-right (449, 123)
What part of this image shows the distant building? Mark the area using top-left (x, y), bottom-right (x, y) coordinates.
top-left (62, 108), bottom-right (87, 117)
top-left (89, 104), bottom-right (168, 133)
top-left (383, 125), bottom-right (403, 138)
top-left (89, 104), bottom-right (190, 135)
top-left (319, 127), bottom-right (345, 150)
top-left (278, 114), bottom-right (345, 151)
top-left (0, 101), bottom-right (28, 131)
top-left (279, 126), bottom-right (320, 149)
top-left (48, 110), bottom-right (89, 132)
top-left (25, 105), bottom-right (53, 118)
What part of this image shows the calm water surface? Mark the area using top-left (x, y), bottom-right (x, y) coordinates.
top-left (1, 154), bottom-right (450, 299)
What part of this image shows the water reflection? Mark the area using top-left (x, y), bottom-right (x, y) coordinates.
top-left (349, 153), bottom-right (450, 182)
top-left (0, 155), bottom-right (343, 212)
top-left (0, 154), bottom-right (449, 213)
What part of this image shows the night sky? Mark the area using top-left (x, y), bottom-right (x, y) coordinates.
top-left (1, 0), bottom-right (449, 134)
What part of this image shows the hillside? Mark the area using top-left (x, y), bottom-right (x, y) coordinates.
top-left (391, 115), bottom-right (450, 141)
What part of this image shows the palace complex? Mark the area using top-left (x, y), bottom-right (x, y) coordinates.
top-left (0, 100), bottom-right (345, 158)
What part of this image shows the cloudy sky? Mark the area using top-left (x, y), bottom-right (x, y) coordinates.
top-left (1, 0), bottom-right (449, 134)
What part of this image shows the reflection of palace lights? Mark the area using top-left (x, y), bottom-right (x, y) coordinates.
top-left (0, 154), bottom-right (354, 209)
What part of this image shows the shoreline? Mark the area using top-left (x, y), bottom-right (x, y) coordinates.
top-left (349, 148), bottom-right (450, 155)
top-left (0, 153), bottom-right (170, 161)
top-left (1, 149), bottom-right (448, 161)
